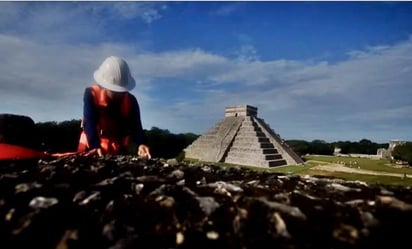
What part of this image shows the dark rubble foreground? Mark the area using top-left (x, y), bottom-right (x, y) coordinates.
top-left (0, 156), bottom-right (411, 249)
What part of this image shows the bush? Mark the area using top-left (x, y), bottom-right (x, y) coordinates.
top-left (392, 142), bottom-right (412, 166)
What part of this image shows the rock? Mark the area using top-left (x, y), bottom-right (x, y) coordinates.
top-left (0, 155), bottom-right (411, 249)
top-left (0, 113), bottom-right (38, 149)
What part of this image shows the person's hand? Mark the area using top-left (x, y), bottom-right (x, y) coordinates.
top-left (138, 144), bottom-right (151, 159)
top-left (82, 148), bottom-right (103, 157)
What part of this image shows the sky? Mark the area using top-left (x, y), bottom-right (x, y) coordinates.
top-left (1, 1), bottom-right (412, 143)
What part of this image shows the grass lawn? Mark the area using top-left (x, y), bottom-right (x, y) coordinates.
top-left (304, 155), bottom-right (412, 174)
top-left (277, 155), bottom-right (412, 187)
top-left (184, 156), bottom-right (412, 187)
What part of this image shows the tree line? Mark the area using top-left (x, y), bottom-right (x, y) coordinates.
top-left (34, 120), bottom-right (410, 165)
top-left (287, 139), bottom-right (389, 156)
top-left (287, 139), bottom-right (411, 166)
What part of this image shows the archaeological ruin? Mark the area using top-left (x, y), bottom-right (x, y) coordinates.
top-left (184, 105), bottom-right (304, 167)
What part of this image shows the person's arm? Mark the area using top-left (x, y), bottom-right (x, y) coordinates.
top-left (129, 95), bottom-right (151, 158)
top-left (129, 95), bottom-right (145, 146)
top-left (83, 88), bottom-right (100, 149)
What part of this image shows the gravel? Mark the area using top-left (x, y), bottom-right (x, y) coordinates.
top-left (1, 155), bottom-right (411, 249)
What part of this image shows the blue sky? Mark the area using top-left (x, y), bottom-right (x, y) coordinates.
top-left (1, 1), bottom-right (411, 143)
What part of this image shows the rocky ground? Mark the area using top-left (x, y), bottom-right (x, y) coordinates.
top-left (1, 156), bottom-right (412, 249)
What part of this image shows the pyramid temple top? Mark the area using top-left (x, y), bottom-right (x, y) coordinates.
top-left (225, 105), bottom-right (258, 117)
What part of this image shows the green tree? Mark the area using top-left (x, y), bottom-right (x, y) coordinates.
top-left (392, 142), bottom-right (412, 166)
top-left (287, 140), bottom-right (310, 156)
top-left (309, 140), bottom-right (334, 155)
top-left (333, 139), bottom-right (388, 155)
top-left (36, 119), bottom-right (81, 152)
top-left (145, 127), bottom-right (199, 159)
top-left (333, 141), bottom-right (352, 154)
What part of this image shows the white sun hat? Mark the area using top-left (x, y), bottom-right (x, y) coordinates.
top-left (93, 56), bottom-right (136, 92)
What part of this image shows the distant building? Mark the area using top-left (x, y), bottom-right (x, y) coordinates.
top-left (333, 147), bottom-right (342, 156)
top-left (377, 140), bottom-right (408, 159)
top-left (388, 140), bottom-right (407, 151)
top-left (335, 139), bottom-right (407, 159)
top-left (377, 148), bottom-right (391, 158)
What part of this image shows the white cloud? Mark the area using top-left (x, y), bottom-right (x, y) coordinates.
top-left (0, 2), bottom-right (167, 43)
top-left (0, 29), bottom-right (412, 141)
top-left (0, 2), bottom-right (411, 142)
top-left (110, 2), bottom-right (167, 23)
top-left (132, 38), bottom-right (412, 141)
top-left (2, 33), bottom-right (411, 141)
top-left (235, 45), bottom-right (260, 62)
top-left (211, 2), bottom-right (246, 16)
top-left (337, 105), bottom-right (412, 123)
top-left (129, 49), bottom-right (229, 80)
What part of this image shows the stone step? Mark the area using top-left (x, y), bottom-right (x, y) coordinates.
top-left (242, 118), bottom-right (254, 124)
top-left (224, 157), bottom-right (287, 167)
top-left (240, 124), bottom-right (261, 131)
top-left (186, 145), bottom-right (211, 152)
top-left (185, 149), bottom-right (222, 159)
top-left (227, 147), bottom-right (279, 154)
top-left (189, 140), bottom-right (214, 147)
top-left (196, 135), bottom-right (219, 142)
top-left (225, 151), bottom-right (283, 161)
top-left (240, 120), bottom-right (259, 126)
top-left (236, 130), bottom-right (266, 137)
top-left (231, 141), bottom-right (274, 149)
top-left (265, 154), bottom-right (283, 160)
top-left (201, 134), bottom-right (217, 139)
top-left (231, 136), bottom-right (270, 143)
top-left (268, 159), bottom-right (287, 167)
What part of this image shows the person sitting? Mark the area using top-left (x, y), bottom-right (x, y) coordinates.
top-left (77, 56), bottom-right (151, 159)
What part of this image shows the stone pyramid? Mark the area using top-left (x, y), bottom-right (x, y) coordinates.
top-left (184, 105), bottom-right (304, 167)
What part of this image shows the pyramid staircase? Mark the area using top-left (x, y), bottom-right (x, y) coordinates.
top-left (222, 116), bottom-right (287, 167)
top-left (184, 105), bottom-right (304, 168)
